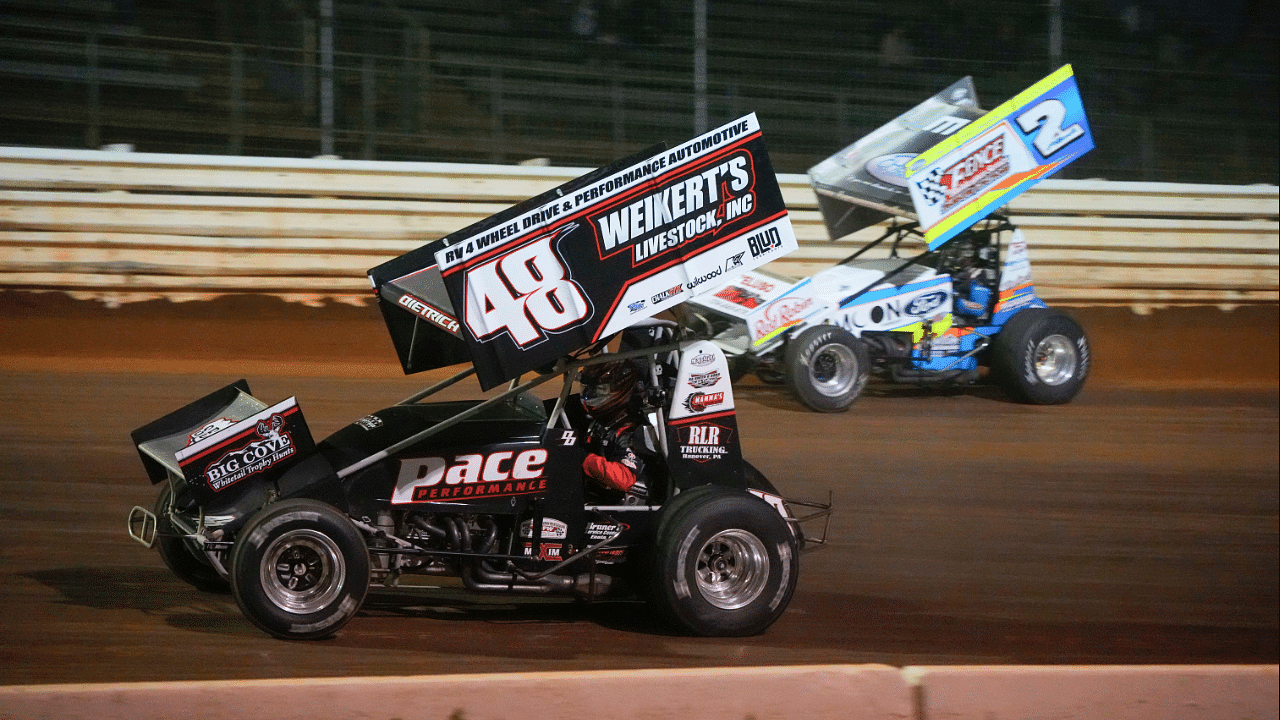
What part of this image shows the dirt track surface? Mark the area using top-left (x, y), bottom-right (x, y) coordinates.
top-left (0, 295), bottom-right (1276, 685)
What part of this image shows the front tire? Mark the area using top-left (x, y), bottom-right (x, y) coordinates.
top-left (784, 325), bottom-right (869, 412)
top-left (154, 485), bottom-right (229, 593)
top-left (651, 485), bottom-right (799, 636)
top-left (991, 308), bottom-right (1090, 404)
top-left (230, 499), bottom-right (370, 640)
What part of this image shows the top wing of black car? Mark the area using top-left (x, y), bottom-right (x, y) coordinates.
top-left (369, 114), bottom-right (799, 389)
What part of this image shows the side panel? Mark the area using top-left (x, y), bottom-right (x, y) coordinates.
top-left (666, 341), bottom-right (746, 490)
top-left (829, 275), bottom-right (954, 339)
top-left (992, 228), bottom-right (1048, 323)
top-left (388, 441), bottom-right (553, 507)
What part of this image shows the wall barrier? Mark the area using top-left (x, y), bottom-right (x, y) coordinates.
top-left (1, 146), bottom-right (1276, 311)
top-left (1, 664), bottom-right (1276, 720)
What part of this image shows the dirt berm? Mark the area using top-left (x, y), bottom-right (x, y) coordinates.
top-left (1, 292), bottom-right (1275, 387)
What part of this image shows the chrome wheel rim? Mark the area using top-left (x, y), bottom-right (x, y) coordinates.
top-left (1034, 334), bottom-right (1078, 386)
top-left (261, 529), bottom-right (345, 613)
top-left (694, 529), bottom-right (770, 610)
top-left (809, 343), bottom-right (857, 397)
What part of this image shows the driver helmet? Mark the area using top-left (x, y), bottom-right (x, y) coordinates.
top-left (580, 359), bottom-right (641, 423)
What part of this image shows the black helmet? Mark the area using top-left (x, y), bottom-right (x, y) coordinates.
top-left (580, 359), bottom-right (641, 422)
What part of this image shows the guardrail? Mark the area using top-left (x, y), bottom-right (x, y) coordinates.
top-left (1, 146), bottom-right (1276, 311)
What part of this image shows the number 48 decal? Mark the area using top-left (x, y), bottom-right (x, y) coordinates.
top-left (462, 227), bottom-right (592, 347)
top-left (1015, 98), bottom-right (1085, 158)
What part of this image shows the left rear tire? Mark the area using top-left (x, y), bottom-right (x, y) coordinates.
top-left (154, 485), bottom-right (229, 593)
top-left (230, 499), bottom-right (370, 640)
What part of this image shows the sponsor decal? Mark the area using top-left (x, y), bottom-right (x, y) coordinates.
top-left (738, 274), bottom-right (777, 293)
top-left (522, 543), bottom-right (564, 561)
top-left (188, 418), bottom-right (235, 446)
top-left (917, 134), bottom-right (1011, 213)
top-left (904, 290), bottom-right (948, 316)
top-left (393, 449), bottom-right (550, 503)
top-left (745, 227), bottom-right (785, 258)
top-left (586, 520), bottom-right (628, 542)
top-left (652, 285), bottom-right (683, 305)
top-left (461, 226), bottom-right (592, 349)
top-left (201, 414), bottom-right (296, 492)
top-left (619, 446), bottom-right (640, 471)
top-left (627, 299), bottom-right (647, 314)
top-left (752, 296), bottom-right (815, 341)
top-left (682, 391), bottom-right (725, 414)
top-left (355, 415), bottom-right (383, 431)
top-left (687, 370), bottom-right (721, 388)
top-left (864, 153), bottom-right (916, 187)
top-left (724, 252), bottom-right (746, 272)
top-left (678, 423), bottom-right (733, 462)
top-left (397, 293), bottom-right (461, 334)
top-left (690, 352), bottom-right (716, 367)
top-left (928, 334), bottom-right (961, 356)
top-left (685, 266), bottom-right (723, 292)
top-left (833, 279), bottom-right (953, 332)
top-left (593, 547), bottom-right (627, 563)
top-left (520, 517), bottom-right (569, 540)
top-left (714, 284), bottom-right (765, 309)
top-left (592, 151), bottom-right (754, 264)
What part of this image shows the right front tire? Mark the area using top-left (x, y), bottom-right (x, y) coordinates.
top-left (991, 308), bottom-right (1090, 404)
top-left (784, 325), bottom-right (870, 412)
top-left (651, 485), bottom-right (799, 637)
top-left (230, 499), bottom-right (370, 640)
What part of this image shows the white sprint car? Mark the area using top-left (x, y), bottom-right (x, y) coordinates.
top-left (684, 70), bottom-right (1094, 412)
top-left (684, 215), bottom-right (1089, 411)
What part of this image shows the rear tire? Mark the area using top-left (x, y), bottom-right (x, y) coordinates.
top-left (154, 485), bottom-right (229, 593)
top-left (651, 485), bottom-right (799, 636)
top-left (784, 325), bottom-right (869, 412)
top-left (230, 499), bottom-right (370, 640)
top-left (991, 308), bottom-right (1090, 404)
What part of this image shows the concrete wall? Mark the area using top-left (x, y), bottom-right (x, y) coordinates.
top-left (1, 664), bottom-right (1275, 720)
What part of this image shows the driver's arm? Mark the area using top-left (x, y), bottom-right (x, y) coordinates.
top-left (582, 427), bottom-right (643, 492)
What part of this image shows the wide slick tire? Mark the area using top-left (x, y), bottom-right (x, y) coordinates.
top-left (154, 485), bottom-right (229, 593)
top-left (651, 485), bottom-right (799, 637)
top-left (784, 325), bottom-right (870, 412)
top-left (230, 498), bottom-right (370, 640)
top-left (991, 308), bottom-right (1090, 404)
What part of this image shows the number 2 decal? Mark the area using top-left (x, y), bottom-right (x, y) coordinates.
top-left (462, 227), bottom-right (592, 346)
top-left (1015, 98), bottom-right (1085, 157)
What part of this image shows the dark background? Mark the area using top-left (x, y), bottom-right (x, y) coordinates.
top-left (2, 0), bottom-right (1276, 183)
